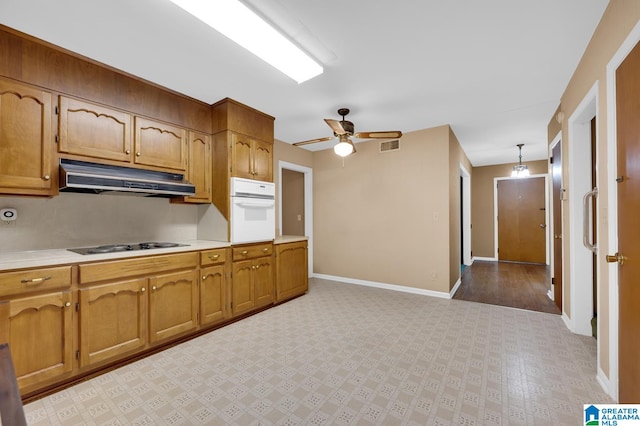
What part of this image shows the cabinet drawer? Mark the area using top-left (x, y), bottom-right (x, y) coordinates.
top-left (200, 248), bottom-right (227, 266)
top-left (79, 252), bottom-right (198, 284)
top-left (0, 266), bottom-right (72, 298)
top-left (232, 243), bottom-right (273, 261)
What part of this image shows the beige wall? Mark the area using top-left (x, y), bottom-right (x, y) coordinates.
top-left (551, 0), bottom-right (640, 386)
top-left (313, 125), bottom-right (456, 293)
top-left (471, 160), bottom-right (548, 258)
top-left (449, 128), bottom-right (472, 289)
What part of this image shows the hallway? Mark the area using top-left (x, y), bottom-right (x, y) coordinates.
top-left (453, 261), bottom-right (561, 314)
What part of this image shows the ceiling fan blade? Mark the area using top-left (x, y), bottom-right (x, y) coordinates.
top-left (324, 119), bottom-right (347, 135)
top-left (292, 136), bottom-right (334, 146)
top-left (353, 130), bottom-right (403, 139)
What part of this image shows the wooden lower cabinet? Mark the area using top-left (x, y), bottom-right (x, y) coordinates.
top-left (275, 241), bottom-right (308, 303)
top-left (0, 243), bottom-right (307, 397)
top-left (231, 243), bottom-right (274, 317)
top-left (149, 270), bottom-right (198, 343)
top-left (78, 279), bottom-right (147, 367)
top-left (232, 259), bottom-right (255, 316)
top-left (0, 291), bottom-right (74, 392)
top-left (200, 264), bottom-right (228, 326)
top-left (254, 257), bottom-right (274, 308)
top-left (231, 256), bottom-right (274, 316)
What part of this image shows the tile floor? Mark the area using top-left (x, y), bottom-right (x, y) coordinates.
top-left (23, 279), bottom-right (612, 425)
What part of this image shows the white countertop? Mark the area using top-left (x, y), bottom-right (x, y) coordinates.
top-left (0, 240), bottom-right (231, 271)
top-left (274, 235), bottom-right (309, 244)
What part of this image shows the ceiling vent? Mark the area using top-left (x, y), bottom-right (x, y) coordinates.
top-left (379, 139), bottom-right (400, 153)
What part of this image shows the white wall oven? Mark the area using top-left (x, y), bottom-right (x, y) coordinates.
top-left (230, 177), bottom-right (275, 244)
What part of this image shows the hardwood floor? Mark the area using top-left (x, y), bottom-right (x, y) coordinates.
top-left (453, 260), bottom-right (561, 314)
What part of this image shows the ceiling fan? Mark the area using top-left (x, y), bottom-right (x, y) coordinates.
top-left (293, 108), bottom-right (402, 157)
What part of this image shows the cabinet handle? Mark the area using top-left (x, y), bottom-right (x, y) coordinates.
top-left (208, 254), bottom-right (220, 260)
top-left (43, 175), bottom-right (51, 181)
top-left (141, 287), bottom-right (146, 292)
top-left (255, 265), bottom-right (260, 269)
top-left (202, 275), bottom-right (207, 280)
top-left (251, 265), bottom-right (256, 270)
top-left (152, 285), bottom-right (157, 291)
top-left (262, 248), bottom-right (269, 253)
top-left (241, 250), bottom-right (248, 255)
top-left (136, 152), bottom-right (141, 157)
top-left (65, 302), bottom-right (71, 307)
top-left (21, 276), bottom-right (52, 284)
top-left (126, 149), bottom-right (131, 155)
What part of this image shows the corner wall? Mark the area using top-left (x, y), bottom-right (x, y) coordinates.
top-left (312, 126), bottom-right (453, 294)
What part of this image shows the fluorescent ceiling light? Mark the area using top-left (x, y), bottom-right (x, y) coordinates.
top-left (168, 0), bottom-right (323, 84)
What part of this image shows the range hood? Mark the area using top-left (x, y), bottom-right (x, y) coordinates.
top-left (59, 159), bottom-right (196, 197)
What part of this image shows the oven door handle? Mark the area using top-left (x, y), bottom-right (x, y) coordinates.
top-left (233, 198), bottom-right (275, 208)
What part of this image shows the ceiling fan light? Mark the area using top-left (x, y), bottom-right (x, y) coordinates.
top-left (334, 141), bottom-right (354, 157)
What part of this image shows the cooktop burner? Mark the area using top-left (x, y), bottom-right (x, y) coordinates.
top-left (68, 242), bottom-right (188, 255)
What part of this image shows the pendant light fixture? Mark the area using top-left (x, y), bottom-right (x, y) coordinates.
top-left (511, 144), bottom-right (530, 177)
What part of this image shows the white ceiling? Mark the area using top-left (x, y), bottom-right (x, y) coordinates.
top-left (0, 0), bottom-right (609, 166)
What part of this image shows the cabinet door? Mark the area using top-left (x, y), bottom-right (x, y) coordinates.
top-left (2, 291), bottom-right (73, 391)
top-left (276, 242), bottom-right (308, 302)
top-left (0, 78), bottom-right (53, 195)
top-left (231, 133), bottom-right (254, 179)
top-left (200, 265), bottom-right (227, 326)
top-left (254, 256), bottom-right (274, 308)
top-left (58, 96), bottom-right (132, 162)
top-left (148, 270), bottom-right (197, 343)
top-left (134, 116), bottom-right (187, 170)
top-left (231, 259), bottom-right (254, 316)
top-left (79, 279), bottom-right (147, 367)
top-left (185, 131), bottom-right (212, 203)
top-left (253, 139), bottom-right (273, 182)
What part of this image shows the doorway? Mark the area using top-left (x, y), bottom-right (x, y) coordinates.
top-left (611, 36), bottom-right (640, 403)
top-left (281, 169), bottom-right (305, 236)
top-left (567, 83), bottom-right (598, 337)
top-left (494, 175), bottom-right (548, 264)
top-left (550, 137), bottom-right (563, 312)
top-left (278, 161), bottom-right (313, 276)
top-left (460, 164), bottom-right (471, 269)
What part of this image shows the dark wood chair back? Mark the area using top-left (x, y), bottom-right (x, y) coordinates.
top-left (0, 343), bottom-right (27, 426)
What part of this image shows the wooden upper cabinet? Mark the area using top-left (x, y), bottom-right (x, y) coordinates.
top-left (231, 132), bottom-right (255, 180)
top-left (0, 78), bottom-right (53, 195)
top-left (58, 96), bottom-right (132, 162)
top-left (230, 133), bottom-right (273, 182)
top-left (134, 117), bottom-right (187, 171)
top-left (184, 131), bottom-right (212, 203)
top-left (253, 139), bottom-right (273, 182)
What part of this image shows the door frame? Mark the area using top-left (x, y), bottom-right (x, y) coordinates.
top-left (567, 81), bottom-right (598, 337)
top-left (278, 160), bottom-right (313, 277)
top-left (460, 164), bottom-right (472, 266)
top-left (493, 173), bottom-right (550, 263)
top-left (604, 18), bottom-right (640, 402)
top-left (549, 132), bottom-right (562, 303)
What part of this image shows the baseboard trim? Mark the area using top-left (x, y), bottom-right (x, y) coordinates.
top-left (596, 367), bottom-right (617, 401)
top-left (312, 274), bottom-right (451, 299)
top-left (472, 256), bottom-right (497, 262)
top-left (449, 277), bottom-right (462, 298)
